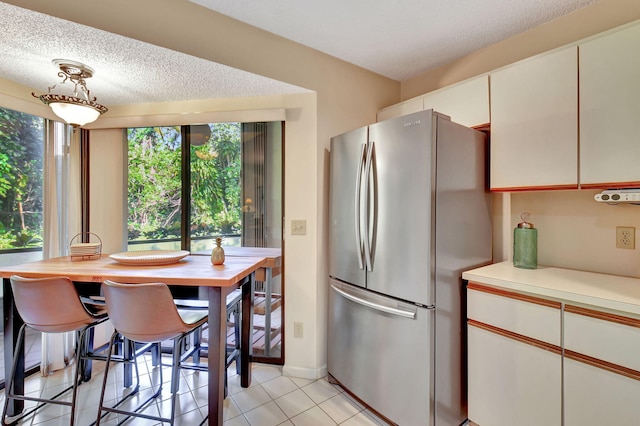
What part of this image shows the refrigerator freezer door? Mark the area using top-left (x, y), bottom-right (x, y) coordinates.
top-left (366, 110), bottom-right (436, 305)
top-left (328, 279), bottom-right (434, 425)
top-left (329, 126), bottom-right (368, 288)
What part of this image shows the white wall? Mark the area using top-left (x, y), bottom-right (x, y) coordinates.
top-left (510, 190), bottom-right (640, 278)
top-left (88, 129), bottom-right (127, 254)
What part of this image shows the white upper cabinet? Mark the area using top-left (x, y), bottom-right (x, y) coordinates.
top-left (579, 22), bottom-right (640, 188)
top-left (377, 97), bottom-right (423, 122)
top-left (490, 46), bottom-right (578, 191)
top-left (377, 75), bottom-right (489, 128)
top-left (421, 75), bottom-right (489, 128)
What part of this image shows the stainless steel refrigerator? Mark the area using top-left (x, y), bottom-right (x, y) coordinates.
top-left (328, 110), bottom-right (492, 426)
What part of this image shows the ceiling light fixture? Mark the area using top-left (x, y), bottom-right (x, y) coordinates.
top-left (32, 59), bottom-right (108, 128)
top-left (189, 124), bottom-right (212, 146)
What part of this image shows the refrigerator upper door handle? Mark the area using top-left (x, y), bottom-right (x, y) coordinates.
top-left (363, 141), bottom-right (374, 272)
top-left (354, 143), bottom-right (366, 270)
top-left (331, 284), bottom-right (417, 319)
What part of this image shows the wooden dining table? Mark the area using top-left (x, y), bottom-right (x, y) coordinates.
top-left (0, 253), bottom-right (267, 426)
top-left (194, 246), bottom-right (282, 357)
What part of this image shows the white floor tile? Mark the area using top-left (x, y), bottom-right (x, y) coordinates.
top-left (261, 375), bottom-right (298, 399)
top-left (231, 384), bottom-right (272, 412)
top-left (274, 389), bottom-right (316, 418)
top-left (319, 393), bottom-right (362, 424)
top-left (341, 410), bottom-right (387, 426)
top-left (0, 359), bottom-right (390, 426)
top-left (224, 414), bottom-right (251, 426)
top-left (243, 400), bottom-right (288, 426)
top-left (251, 364), bottom-right (283, 384)
top-left (300, 379), bottom-right (341, 404)
top-left (290, 405), bottom-right (337, 426)
top-left (289, 376), bottom-right (314, 388)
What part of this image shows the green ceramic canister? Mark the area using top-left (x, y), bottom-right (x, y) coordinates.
top-left (513, 212), bottom-right (537, 269)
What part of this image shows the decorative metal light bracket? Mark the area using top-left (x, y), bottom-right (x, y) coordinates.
top-left (32, 59), bottom-right (108, 127)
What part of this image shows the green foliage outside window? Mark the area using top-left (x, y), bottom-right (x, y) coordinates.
top-left (127, 123), bottom-right (241, 242)
top-left (0, 107), bottom-right (44, 250)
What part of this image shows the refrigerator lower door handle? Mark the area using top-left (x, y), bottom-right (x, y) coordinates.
top-left (331, 284), bottom-right (416, 319)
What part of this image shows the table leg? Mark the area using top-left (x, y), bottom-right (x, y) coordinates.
top-left (263, 267), bottom-right (273, 357)
top-left (123, 337), bottom-right (133, 388)
top-left (80, 327), bottom-right (94, 382)
top-left (3, 277), bottom-right (24, 416)
top-left (206, 286), bottom-right (226, 425)
top-left (240, 273), bottom-right (254, 388)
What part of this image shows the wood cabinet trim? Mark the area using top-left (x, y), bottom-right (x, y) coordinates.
top-left (490, 184), bottom-right (578, 192)
top-left (565, 304), bottom-right (640, 329)
top-left (565, 349), bottom-right (640, 382)
top-left (468, 282), bottom-right (562, 309)
top-left (580, 182), bottom-right (640, 190)
top-left (468, 319), bottom-right (562, 355)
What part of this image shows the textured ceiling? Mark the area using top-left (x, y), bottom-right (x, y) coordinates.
top-left (0, 2), bottom-right (310, 106)
top-left (191, 0), bottom-right (599, 80)
top-left (0, 0), bottom-right (599, 107)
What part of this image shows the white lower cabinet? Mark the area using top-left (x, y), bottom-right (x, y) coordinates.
top-left (468, 284), bottom-right (640, 426)
top-left (564, 357), bottom-right (640, 426)
top-left (468, 325), bottom-right (562, 426)
top-left (467, 284), bottom-right (562, 426)
top-left (564, 305), bottom-right (640, 426)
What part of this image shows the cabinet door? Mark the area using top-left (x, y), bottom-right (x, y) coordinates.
top-left (490, 47), bottom-right (578, 191)
top-left (422, 75), bottom-right (490, 128)
top-left (579, 22), bottom-right (640, 188)
top-left (468, 324), bottom-right (562, 426)
top-left (565, 357), bottom-right (640, 426)
top-left (564, 305), bottom-right (640, 425)
top-left (377, 75), bottom-right (490, 127)
top-left (376, 97), bottom-right (423, 122)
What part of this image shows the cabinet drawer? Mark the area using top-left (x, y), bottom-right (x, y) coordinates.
top-left (564, 305), bottom-right (640, 372)
top-left (468, 283), bottom-right (561, 345)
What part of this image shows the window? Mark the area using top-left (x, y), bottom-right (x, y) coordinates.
top-left (0, 107), bottom-right (44, 258)
top-left (126, 121), bottom-right (284, 362)
top-left (126, 123), bottom-right (244, 250)
top-left (0, 106), bottom-right (46, 387)
top-left (127, 126), bottom-right (183, 249)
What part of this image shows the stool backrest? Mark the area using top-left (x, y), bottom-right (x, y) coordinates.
top-left (102, 280), bottom-right (192, 343)
top-left (10, 275), bottom-right (96, 333)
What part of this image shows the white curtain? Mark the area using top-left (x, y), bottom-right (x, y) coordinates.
top-left (41, 121), bottom-right (81, 374)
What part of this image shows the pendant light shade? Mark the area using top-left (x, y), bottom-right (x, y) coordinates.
top-left (33, 59), bottom-right (108, 128)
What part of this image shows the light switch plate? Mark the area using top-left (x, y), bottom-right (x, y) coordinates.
top-left (291, 219), bottom-right (306, 235)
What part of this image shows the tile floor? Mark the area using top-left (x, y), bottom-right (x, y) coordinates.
top-left (0, 327), bottom-right (42, 380)
top-left (0, 354), bottom-right (389, 426)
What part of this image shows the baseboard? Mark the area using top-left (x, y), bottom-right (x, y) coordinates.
top-left (282, 363), bottom-right (327, 380)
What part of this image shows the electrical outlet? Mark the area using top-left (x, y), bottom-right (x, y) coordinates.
top-left (616, 226), bottom-right (635, 249)
top-left (291, 219), bottom-right (307, 235)
top-left (294, 321), bottom-right (304, 338)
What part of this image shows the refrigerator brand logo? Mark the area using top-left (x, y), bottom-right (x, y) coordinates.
top-left (403, 120), bottom-right (421, 127)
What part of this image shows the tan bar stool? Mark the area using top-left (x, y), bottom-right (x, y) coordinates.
top-left (95, 280), bottom-right (208, 425)
top-left (1, 275), bottom-right (110, 426)
top-left (174, 288), bottom-right (243, 388)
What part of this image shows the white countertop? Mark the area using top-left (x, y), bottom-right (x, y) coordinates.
top-left (463, 261), bottom-right (640, 316)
